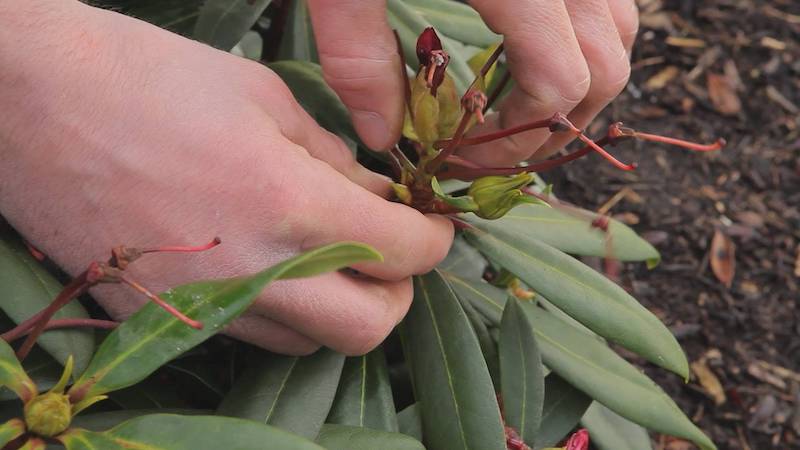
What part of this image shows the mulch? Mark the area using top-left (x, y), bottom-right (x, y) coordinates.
top-left (549, 1), bottom-right (800, 448)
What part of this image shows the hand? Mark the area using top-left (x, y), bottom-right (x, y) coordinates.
top-left (306, 0), bottom-right (638, 165)
top-left (0, 0), bottom-right (453, 355)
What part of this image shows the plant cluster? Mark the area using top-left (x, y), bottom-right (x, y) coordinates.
top-left (0, 1), bottom-right (726, 449)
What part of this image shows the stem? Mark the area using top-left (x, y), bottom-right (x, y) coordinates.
top-left (16, 272), bottom-right (90, 360)
top-left (484, 70), bottom-right (511, 113)
top-left (8, 319), bottom-right (118, 340)
top-left (434, 116), bottom-right (553, 149)
top-left (427, 110), bottom-right (474, 174)
top-left (630, 132), bottom-right (726, 152)
top-left (141, 237), bottom-right (220, 254)
top-left (120, 276), bottom-right (203, 330)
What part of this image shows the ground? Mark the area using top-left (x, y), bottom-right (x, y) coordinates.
top-left (549, 1), bottom-right (800, 448)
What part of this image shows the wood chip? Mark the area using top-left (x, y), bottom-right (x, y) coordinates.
top-left (766, 85), bottom-right (799, 113)
top-left (795, 245), bottom-right (800, 278)
top-left (691, 359), bottom-right (726, 405)
top-left (645, 66), bottom-right (681, 90)
top-left (707, 72), bottom-right (742, 115)
top-left (666, 36), bottom-right (707, 48)
top-left (710, 230), bottom-right (736, 288)
top-left (763, 5), bottom-right (800, 25)
top-left (761, 36), bottom-right (787, 51)
top-left (747, 363), bottom-right (787, 390)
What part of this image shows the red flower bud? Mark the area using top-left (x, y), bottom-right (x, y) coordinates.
top-left (565, 429), bottom-right (589, 450)
top-left (415, 27), bottom-right (450, 96)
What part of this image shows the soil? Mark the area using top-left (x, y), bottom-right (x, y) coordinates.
top-left (548, 1), bottom-right (800, 448)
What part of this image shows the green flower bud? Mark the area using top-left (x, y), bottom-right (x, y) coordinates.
top-left (407, 66), bottom-right (460, 145)
top-left (24, 392), bottom-right (71, 437)
top-left (468, 173), bottom-right (543, 219)
top-left (431, 177), bottom-right (478, 213)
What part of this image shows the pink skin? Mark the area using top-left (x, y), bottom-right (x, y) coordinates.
top-left (0, 0), bottom-right (453, 356)
top-left (307, 0), bottom-right (639, 165)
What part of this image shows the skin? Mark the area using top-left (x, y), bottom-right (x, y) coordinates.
top-left (0, 0), bottom-right (637, 355)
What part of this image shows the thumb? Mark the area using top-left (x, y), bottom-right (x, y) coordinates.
top-left (307, 0), bottom-right (403, 151)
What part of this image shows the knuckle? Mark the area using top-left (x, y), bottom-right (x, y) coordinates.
top-left (594, 56), bottom-right (631, 102)
top-left (553, 65), bottom-right (592, 108)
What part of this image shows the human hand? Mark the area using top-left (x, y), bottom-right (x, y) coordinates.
top-left (306, 0), bottom-right (638, 165)
top-left (0, 0), bottom-right (452, 355)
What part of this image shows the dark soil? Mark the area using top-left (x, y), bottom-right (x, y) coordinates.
top-left (550, 1), bottom-right (800, 448)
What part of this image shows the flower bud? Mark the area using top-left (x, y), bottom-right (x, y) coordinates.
top-left (565, 429), bottom-right (589, 450)
top-left (24, 392), bottom-right (71, 437)
top-left (468, 174), bottom-right (543, 219)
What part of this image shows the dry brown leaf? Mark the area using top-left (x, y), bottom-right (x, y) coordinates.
top-left (691, 359), bottom-right (726, 406)
top-left (645, 66), bottom-right (681, 90)
top-left (710, 230), bottom-right (735, 288)
top-left (761, 36), bottom-right (787, 51)
top-left (747, 363), bottom-right (787, 390)
top-left (707, 73), bottom-right (742, 115)
top-left (666, 36), bottom-right (706, 48)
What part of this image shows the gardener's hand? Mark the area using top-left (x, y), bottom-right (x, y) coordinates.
top-left (0, 0), bottom-right (452, 355)
top-left (307, 0), bottom-right (638, 165)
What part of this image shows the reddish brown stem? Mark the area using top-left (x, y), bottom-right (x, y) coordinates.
top-left (434, 116), bottom-right (553, 149)
top-left (444, 155), bottom-right (482, 169)
top-left (629, 131), bottom-right (726, 152)
top-left (120, 276), bottom-right (203, 330)
top-left (142, 237), bottom-right (220, 254)
top-left (8, 319), bottom-right (118, 340)
top-left (427, 110), bottom-right (474, 173)
top-left (16, 272), bottom-right (91, 360)
top-left (485, 70), bottom-right (511, 113)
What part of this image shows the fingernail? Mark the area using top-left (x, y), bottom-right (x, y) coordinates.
top-left (352, 109), bottom-right (392, 151)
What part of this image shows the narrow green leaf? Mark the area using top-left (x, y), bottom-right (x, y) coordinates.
top-left (59, 414), bottom-right (324, 450)
top-left (71, 409), bottom-right (209, 432)
top-left (327, 347), bottom-right (398, 432)
top-left (70, 242), bottom-right (380, 400)
top-left (402, 0), bottom-right (500, 47)
top-left (581, 402), bottom-right (653, 450)
top-left (444, 273), bottom-right (714, 450)
top-left (499, 297), bottom-right (545, 444)
top-left (0, 235), bottom-right (93, 374)
top-left (277, 0), bottom-right (318, 62)
top-left (464, 227), bottom-right (688, 378)
top-left (467, 204), bottom-right (660, 264)
top-left (316, 424), bottom-right (425, 450)
top-left (0, 418), bottom-right (25, 447)
top-left (400, 271), bottom-right (506, 450)
top-left (397, 404), bottom-right (422, 442)
top-left (457, 290), bottom-right (500, 389)
top-left (535, 374), bottom-right (592, 449)
top-left (439, 237), bottom-right (487, 280)
top-left (269, 61), bottom-right (361, 148)
top-left (0, 340), bottom-right (36, 402)
top-left (443, 273), bottom-right (506, 326)
top-left (0, 348), bottom-right (62, 401)
top-left (194, 0), bottom-right (271, 50)
top-left (90, 0), bottom-right (205, 35)
top-left (217, 348), bottom-right (345, 439)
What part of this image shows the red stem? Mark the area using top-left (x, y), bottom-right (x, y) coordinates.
top-left (141, 237), bottom-right (220, 254)
top-left (7, 319), bottom-right (118, 341)
top-left (631, 132), bottom-right (726, 152)
top-left (428, 110), bottom-right (474, 173)
top-left (120, 276), bottom-right (203, 330)
top-left (16, 272), bottom-right (91, 360)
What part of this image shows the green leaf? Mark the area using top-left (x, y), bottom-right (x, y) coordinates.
top-left (499, 297), bottom-right (544, 445)
top-left (89, 0), bottom-right (205, 35)
top-left (457, 289), bottom-right (500, 389)
top-left (277, 0), bottom-right (318, 62)
top-left (59, 414), bottom-right (324, 450)
top-left (0, 339), bottom-right (36, 402)
top-left (269, 61), bottom-right (361, 149)
top-left (442, 273), bottom-right (506, 326)
top-left (467, 204), bottom-right (660, 265)
top-left (70, 242), bottom-right (380, 400)
top-left (0, 418), bottom-right (25, 447)
top-left (402, 0), bottom-right (500, 48)
top-left (439, 237), bottom-right (487, 280)
top-left (521, 303), bottom-right (715, 450)
top-left (217, 348), bottom-right (345, 440)
top-left (397, 404), bottom-right (422, 442)
top-left (464, 227), bottom-right (688, 378)
top-left (443, 274), bottom-right (714, 450)
top-left (400, 271), bottom-right (506, 450)
top-left (193, 0), bottom-right (272, 50)
top-left (535, 374), bottom-right (592, 449)
top-left (0, 348), bottom-right (62, 401)
top-left (71, 409), bottom-right (209, 432)
top-left (581, 402), bottom-right (653, 450)
top-left (0, 235), bottom-right (94, 374)
top-left (327, 347), bottom-right (398, 432)
top-left (316, 424), bottom-right (425, 450)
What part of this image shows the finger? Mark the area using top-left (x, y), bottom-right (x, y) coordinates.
top-left (457, 0), bottom-right (590, 166)
top-left (307, 0), bottom-right (404, 151)
top-left (253, 273), bottom-right (412, 356)
top-left (296, 157), bottom-right (454, 281)
top-left (225, 313), bottom-right (321, 356)
top-left (537, 0), bottom-right (630, 157)
top-left (607, 0), bottom-right (639, 54)
top-left (257, 74), bottom-right (392, 197)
